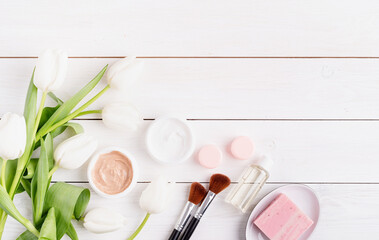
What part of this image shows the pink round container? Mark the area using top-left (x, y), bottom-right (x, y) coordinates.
top-left (197, 144), bottom-right (222, 169)
top-left (230, 136), bottom-right (254, 160)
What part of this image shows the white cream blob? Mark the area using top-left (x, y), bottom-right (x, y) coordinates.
top-left (146, 117), bottom-right (194, 164)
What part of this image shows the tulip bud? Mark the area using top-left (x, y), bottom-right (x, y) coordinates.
top-left (106, 56), bottom-right (144, 90)
top-left (102, 103), bottom-right (143, 132)
top-left (54, 133), bottom-right (97, 170)
top-left (34, 49), bottom-right (68, 92)
top-left (0, 113), bottom-right (26, 160)
top-left (139, 176), bottom-right (174, 214)
top-left (83, 208), bottom-right (127, 234)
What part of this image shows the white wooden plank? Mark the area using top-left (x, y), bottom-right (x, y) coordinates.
top-left (1, 0), bottom-right (379, 57)
top-left (3, 183), bottom-right (379, 239)
top-left (2, 58), bottom-right (379, 119)
top-left (49, 119), bottom-right (379, 183)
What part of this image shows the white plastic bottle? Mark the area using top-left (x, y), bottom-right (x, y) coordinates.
top-left (225, 155), bottom-right (274, 213)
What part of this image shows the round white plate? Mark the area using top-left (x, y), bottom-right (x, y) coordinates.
top-left (246, 184), bottom-right (320, 240)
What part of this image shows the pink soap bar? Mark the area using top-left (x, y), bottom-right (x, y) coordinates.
top-left (254, 194), bottom-right (313, 240)
top-left (197, 144), bottom-right (222, 169)
top-left (230, 136), bottom-right (254, 160)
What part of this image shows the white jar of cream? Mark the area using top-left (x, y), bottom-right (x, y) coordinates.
top-left (146, 116), bottom-right (195, 164)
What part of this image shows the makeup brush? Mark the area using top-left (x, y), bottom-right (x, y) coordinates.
top-left (179, 174), bottom-right (231, 240)
top-left (168, 182), bottom-right (207, 240)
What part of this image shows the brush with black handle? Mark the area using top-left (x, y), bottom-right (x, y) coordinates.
top-left (179, 174), bottom-right (231, 240)
top-left (168, 182), bottom-right (207, 240)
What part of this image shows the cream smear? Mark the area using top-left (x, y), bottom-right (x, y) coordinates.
top-left (146, 117), bottom-right (194, 164)
top-left (91, 151), bottom-right (133, 195)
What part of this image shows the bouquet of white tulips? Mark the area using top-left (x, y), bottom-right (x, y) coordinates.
top-left (0, 50), bottom-right (144, 239)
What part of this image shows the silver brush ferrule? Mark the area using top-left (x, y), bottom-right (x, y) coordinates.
top-left (194, 191), bottom-right (216, 219)
top-left (175, 202), bottom-right (196, 231)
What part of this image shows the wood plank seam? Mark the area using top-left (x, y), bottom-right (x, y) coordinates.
top-left (53, 181), bottom-right (379, 185)
top-left (3, 56), bottom-right (379, 59)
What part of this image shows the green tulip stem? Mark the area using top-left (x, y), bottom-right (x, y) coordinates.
top-left (75, 109), bottom-right (102, 118)
top-left (71, 215), bottom-right (84, 221)
top-left (127, 213), bottom-right (151, 240)
top-left (6, 91), bottom-right (47, 197)
top-left (36, 85), bottom-right (110, 141)
top-left (48, 164), bottom-right (59, 179)
top-left (32, 91), bottom-right (48, 138)
top-left (24, 220), bottom-right (40, 237)
top-left (1, 158), bottom-right (7, 191)
top-left (0, 212), bottom-right (7, 238)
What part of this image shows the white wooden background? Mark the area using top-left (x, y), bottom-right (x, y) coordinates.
top-left (1, 0), bottom-right (379, 239)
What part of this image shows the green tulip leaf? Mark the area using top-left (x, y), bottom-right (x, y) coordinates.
top-left (27, 132), bottom-right (54, 178)
top-left (10, 68), bottom-right (39, 196)
top-left (66, 222), bottom-right (78, 240)
top-left (48, 92), bottom-right (63, 105)
top-left (43, 182), bottom-right (90, 239)
top-left (20, 178), bottom-right (31, 196)
top-left (38, 106), bottom-right (60, 130)
top-left (23, 68), bottom-right (38, 158)
top-left (31, 137), bottom-right (50, 225)
top-left (44, 134), bottom-right (54, 171)
top-left (3, 159), bottom-right (18, 192)
top-left (0, 184), bottom-right (37, 235)
top-left (38, 106), bottom-right (59, 132)
top-left (24, 68), bottom-right (38, 139)
top-left (47, 122), bottom-right (84, 139)
top-left (23, 158), bottom-right (38, 180)
top-left (62, 122), bottom-right (84, 135)
top-left (39, 208), bottom-right (56, 240)
top-left (49, 126), bottom-right (66, 139)
top-left (38, 65), bottom-right (107, 138)
top-left (17, 231), bottom-right (38, 240)
top-left (15, 183), bottom-right (26, 195)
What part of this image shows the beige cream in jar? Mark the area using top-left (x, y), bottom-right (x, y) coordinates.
top-left (88, 147), bottom-right (138, 198)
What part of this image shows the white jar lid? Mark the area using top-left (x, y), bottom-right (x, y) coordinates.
top-left (146, 116), bottom-right (195, 164)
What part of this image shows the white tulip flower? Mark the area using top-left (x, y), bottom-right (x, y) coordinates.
top-left (106, 56), bottom-right (144, 90)
top-left (102, 103), bottom-right (143, 132)
top-left (54, 133), bottom-right (97, 170)
top-left (83, 208), bottom-right (127, 234)
top-left (139, 176), bottom-right (174, 214)
top-left (0, 113), bottom-right (27, 161)
top-left (127, 176), bottom-right (174, 239)
top-left (34, 49), bottom-right (68, 92)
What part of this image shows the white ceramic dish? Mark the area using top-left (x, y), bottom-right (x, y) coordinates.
top-left (87, 147), bottom-right (138, 198)
top-left (246, 184), bottom-right (320, 240)
top-left (145, 116), bottom-right (195, 164)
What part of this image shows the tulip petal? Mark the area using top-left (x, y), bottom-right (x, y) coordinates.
top-left (106, 56), bottom-right (136, 84)
top-left (109, 60), bottom-right (144, 90)
top-left (102, 103), bottom-right (143, 132)
top-left (83, 207), bottom-right (127, 234)
top-left (34, 49), bottom-right (68, 92)
top-left (54, 133), bottom-right (98, 170)
top-left (48, 50), bottom-right (68, 91)
top-left (139, 176), bottom-right (174, 214)
top-left (0, 113), bottom-right (26, 160)
top-left (107, 57), bottom-right (144, 91)
top-left (34, 49), bottom-right (56, 92)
